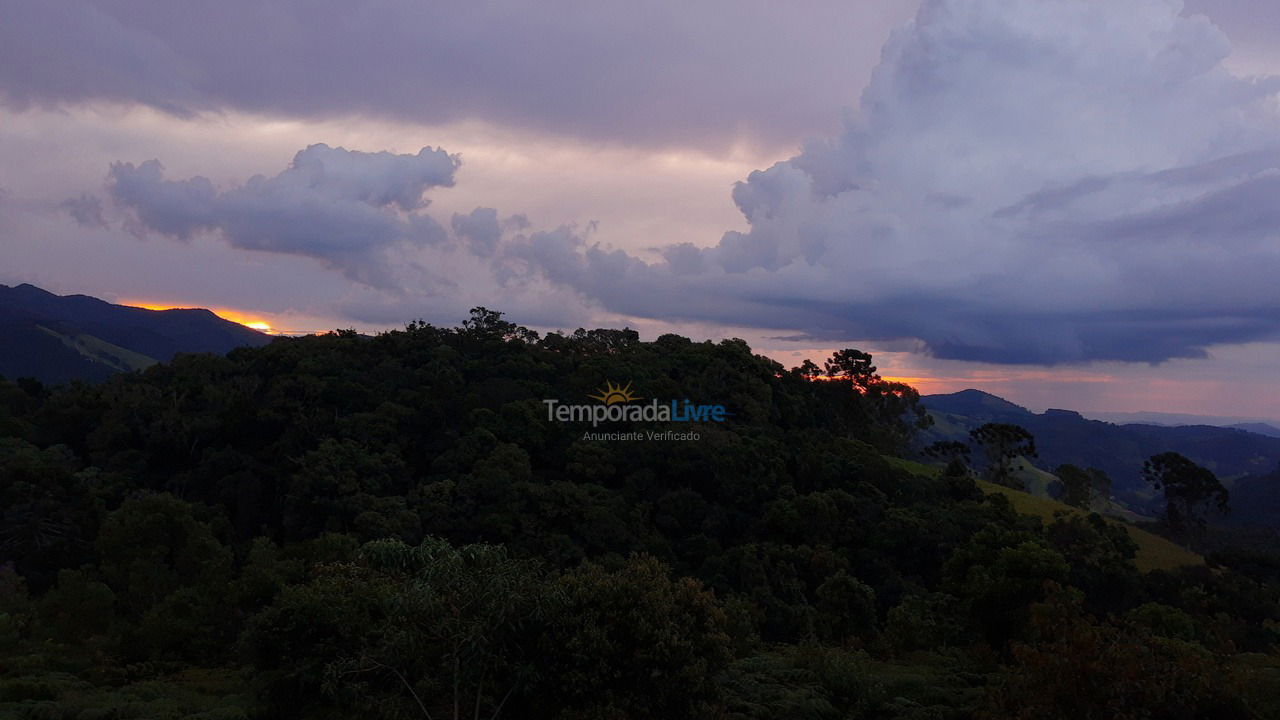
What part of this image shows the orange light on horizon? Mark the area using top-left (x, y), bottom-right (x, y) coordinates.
top-left (880, 376), bottom-right (933, 385)
top-left (120, 299), bottom-right (277, 334)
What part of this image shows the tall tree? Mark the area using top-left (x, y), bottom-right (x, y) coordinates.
top-left (1052, 465), bottom-right (1112, 510)
top-left (823, 349), bottom-right (877, 384)
top-left (1143, 452), bottom-right (1229, 545)
top-left (822, 348), bottom-right (932, 451)
top-left (969, 423), bottom-right (1037, 489)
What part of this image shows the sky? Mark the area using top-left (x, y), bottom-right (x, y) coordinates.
top-left (1, 0), bottom-right (1279, 420)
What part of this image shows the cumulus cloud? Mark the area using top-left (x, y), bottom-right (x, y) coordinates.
top-left (81, 0), bottom-right (1280, 365)
top-left (490, 0), bottom-right (1280, 364)
top-left (451, 208), bottom-right (502, 257)
top-left (98, 142), bottom-right (602, 325)
top-left (108, 144), bottom-right (458, 287)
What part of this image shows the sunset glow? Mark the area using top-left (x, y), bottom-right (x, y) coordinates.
top-left (7, 2), bottom-right (1280, 711)
top-left (2, 0), bottom-right (1279, 419)
top-left (122, 300), bottom-right (277, 334)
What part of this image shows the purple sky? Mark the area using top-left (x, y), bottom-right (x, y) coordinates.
top-left (2, 0), bottom-right (1279, 420)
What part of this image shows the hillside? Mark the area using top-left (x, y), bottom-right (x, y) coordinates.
top-left (1229, 465), bottom-right (1280, 529)
top-left (1229, 423), bottom-right (1280, 439)
top-left (0, 283), bottom-right (271, 384)
top-left (887, 457), bottom-right (1202, 572)
top-left (0, 314), bottom-right (1277, 718)
top-left (921, 389), bottom-right (1280, 511)
top-left (974, 480), bottom-right (1203, 572)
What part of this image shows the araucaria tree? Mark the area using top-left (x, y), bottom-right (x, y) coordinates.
top-left (969, 423), bottom-right (1037, 490)
top-left (821, 348), bottom-right (933, 451)
top-left (1142, 452), bottom-right (1229, 545)
top-left (1053, 465), bottom-right (1112, 510)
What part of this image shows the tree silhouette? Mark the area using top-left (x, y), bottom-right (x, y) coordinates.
top-left (969, 423), bottom-right (1037, 489)
top-left (1143, 452), bottom-right (1229, 546)
top-left (1052, 465), bottom-right (1112, 510)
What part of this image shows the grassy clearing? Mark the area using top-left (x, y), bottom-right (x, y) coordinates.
top-left (885, 456), bottom-right (1202, 572)
top-left (976, 479), bottom-right (1202, 572)
top-left (36, 324), bottom-right (157, 372)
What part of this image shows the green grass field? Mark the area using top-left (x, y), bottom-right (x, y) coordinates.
top-left (885, 457), bottom-right (1202, 572)
top-left (37, 324), bottom-right (158, 372)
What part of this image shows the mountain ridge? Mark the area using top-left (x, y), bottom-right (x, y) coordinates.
top-left (1082, 408), bottom-right (1280, 429)
top-left (921, 389), bottom-right (1280, 519)
top-left (0, 283), bottom-right (271, 384)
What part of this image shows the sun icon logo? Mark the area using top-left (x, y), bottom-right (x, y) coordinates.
top-left (589, 380), bottom-right (642, 405)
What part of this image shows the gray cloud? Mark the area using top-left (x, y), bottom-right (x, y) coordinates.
top-left (98, 143), bottom-right (598, 324)
top-left (0, 0), bottom-right (916, 152)
top-left (451, 208), bottom-right (502, 257)
top-left (485, 0), bottom-right (1280, 364)
top-left (108, 144), bottom-right (457, 287)
top-left (61, 193), bottom-right (107, 227)
top-left (72, 0), bottom-right (1280, 366)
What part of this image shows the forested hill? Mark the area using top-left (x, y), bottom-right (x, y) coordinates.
top-left (922, 389), bottom-right (1280, 505)
top-left (2, 310), bottom-right (1278, 719)
top-left (0, 283), bottom-right (270, 384)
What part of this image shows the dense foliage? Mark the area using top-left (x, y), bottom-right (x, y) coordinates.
top-left (1, 309), bottom-right (1278, 718)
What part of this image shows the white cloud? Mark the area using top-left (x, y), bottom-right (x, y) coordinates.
top-left (501, 0), bottom-right (1280, 364)
top-left (17, 0), bottom-right (1280, 368)
top-left (107, 144), bottom-right (458, 286)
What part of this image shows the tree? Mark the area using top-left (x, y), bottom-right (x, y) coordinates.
top-left (969, 423), bottom-right (1037, 489)
top-left (982, 587), bottom-right (1249, 720)
top-left (944, 530), bottom-right (1070, 647)
top-left (95, 493), bottom-right (232, 618)
top-left (823, 349), bottom-right (877, 384)
top-left (36, 569), bottom-right (115, 645)
top-left (791, 359), bottom-right (822, 379)
top-left (244, 537), bottom-right (554, 720)
top-left (815, 570), bottom-right (877, 642)
top-left (820, 349), bottom-right (932, 452)
top-left (1052, 465), bottom-right (1111, 510)
top-left (925, 440), bottom-right (971, 464)
top-left (543, 555), bottom-right (733, 720)
top-left (461, 307), bottom-right (539, 344)
top-left (1143, 452), bottom-right (1229, 545)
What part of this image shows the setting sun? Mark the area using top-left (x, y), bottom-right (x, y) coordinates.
top-left (121, 300), bottom-right (278, 334)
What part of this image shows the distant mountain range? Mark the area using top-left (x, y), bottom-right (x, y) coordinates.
top-left (1082, 409), bottom-right (1280, 435)
top-left (0, 283), bottom-right (270, 384)
top-left (1227, 423), bottom-right (1280, 439)
top-left (921, 389), bottom-right (1280, 522)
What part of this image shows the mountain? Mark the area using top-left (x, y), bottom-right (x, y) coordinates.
top-left (921, 389), bottom-right (1280, 514)
top-left (1084, 409), bottom-right (1280, 429)
top-left (1228, 422), bottom-right (1280, 438)
top-left (916, 388), bottom-right (1034, 421)
top-left (0, 283), bottom-right (271, 384)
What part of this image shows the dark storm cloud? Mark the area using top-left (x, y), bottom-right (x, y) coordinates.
top-left (63, 0), bottom-right (1280, 365)
top-left (485, 0), bottom-right (1280, 364)
top-left (1097, 174), bottom-right (1280, 243)
top-left (107, 144), bottom-right (457, 287)
top-left (0, 0), bottom-right (914, 150)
